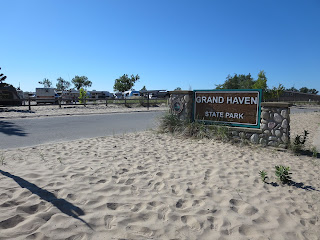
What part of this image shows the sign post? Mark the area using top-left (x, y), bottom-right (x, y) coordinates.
top-left (193, 89), bottom-right (262, 128)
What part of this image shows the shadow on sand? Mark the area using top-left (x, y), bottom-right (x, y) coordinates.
top-left (0, 170), bottom-right (93, 230)
top-left (0, 108), bottom-right (35, 114)
top-left (0, 120), bottom-right (28, 137)
top-left (267, 180), bottom-right (320, 192)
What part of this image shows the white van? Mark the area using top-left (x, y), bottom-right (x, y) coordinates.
top-left (36, 88), bottom-right (58, 104)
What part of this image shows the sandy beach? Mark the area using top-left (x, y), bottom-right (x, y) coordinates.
top-left (0, 107), bottom-right (320, 239)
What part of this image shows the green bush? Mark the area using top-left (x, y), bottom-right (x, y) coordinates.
top-left (289, 130), bottom-right (309, 154)
top-left (275, 165), bottom-right (292, 184)
top-left (259, 170), bottom-right (268, 183)
top-left (79, 88), bottom-right (87, 104)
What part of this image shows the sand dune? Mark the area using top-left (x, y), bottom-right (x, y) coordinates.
top-left (0, 112), bottom-right (320, 239)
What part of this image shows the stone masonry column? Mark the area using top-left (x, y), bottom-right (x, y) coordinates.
top-left (168, 91), bottom-right (194, 122)
top-left (260, 102), bottom-right (292, 148)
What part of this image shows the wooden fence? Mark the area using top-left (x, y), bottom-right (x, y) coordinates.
top-left (1, 97), bottom-right (168, 111)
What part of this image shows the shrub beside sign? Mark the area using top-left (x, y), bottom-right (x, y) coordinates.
top-left (193, 90), bottom-right (262, 128)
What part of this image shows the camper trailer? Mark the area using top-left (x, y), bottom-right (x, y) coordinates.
top-left (123, 90), bottom-right (140, 99)
top-left (36, 88), bottom-right (59, 104)
top-left (89, 90), bottom-right (112, 99)
top-left (114, 92), bottom-right (123, 99)
top-left (60, 89), bottom-right (80, 103)
top-left (0, 82), bottom-right (22, 106)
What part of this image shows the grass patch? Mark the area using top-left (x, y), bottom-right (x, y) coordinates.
top-left (289, 130), bottom-right (309, 154)
top-left (158, 113), bottom-right (229, 140)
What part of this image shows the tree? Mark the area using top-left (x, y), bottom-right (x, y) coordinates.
top-left (113, 74), bottom-right (140, 92)
top-left (309, 89), bottom-right (319, 94)
top-left (215, 73), bottom-right (255, 89)
top-left (72, 75), bottom-right (92, 90)
top-left (38, 78), bottom-right (52, 88)
top-left (252, 70), bottom-right (268, 90)
top-left (286, 86), bottom-right (298, 92)
top-left (174, 87), bottom-right (182, 91)
top-left (56, 77), bottom-right (71, 91)
top-left (78, 88), bottom-right (87, 104)
top-left (0, 67), bottom-right (7, 83)
top-left (140, 86), bottom-right (147, 91)
top-left (299, 87), bottom-right (318, 94)
top-left (299, 87), bottom-right (309, 93)
top-left (271, 84), bottom-right (285, 101)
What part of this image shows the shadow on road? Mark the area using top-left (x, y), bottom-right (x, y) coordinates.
top-left (0, 120), bottom-right (28, 136)
top-left (0, 170), bottom-right (93, 230)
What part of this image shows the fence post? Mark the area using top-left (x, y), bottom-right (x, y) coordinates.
top-left (28, 97), bottom-right (31, 111)
top-left (106, 98), bottom-right (108, 107)
top-left (59, 97), bottom-right (62, 108)
top-left (125, 98), bottom-right (127, 107)
top-left (147, 93), bottom-right (149, 110)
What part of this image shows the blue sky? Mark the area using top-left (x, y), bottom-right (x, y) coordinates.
top-left (2, 0), bottom-right (319, 92)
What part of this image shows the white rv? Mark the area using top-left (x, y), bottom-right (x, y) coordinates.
top-left (36, 88), bottom-right (58, 104)
top-left (60, 89), bottom-right (80, 103)
top-left (89, 90), bottom-right (112, 99)
top-left (123, 90), bottom-right (140, 99)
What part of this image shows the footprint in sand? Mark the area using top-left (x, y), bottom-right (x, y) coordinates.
top-left (175, 199), bottom-right (193, 209)
top-left (126, 225), bottom-right (154, 238)
top-left (238, 224), bottom-right (259, 236)
top-left (204, 169), bottom-right (212, 180)
top-left (137, 165), bottom-right (144, 170)
top-left (229, 198), bottom-right (258, 216)
top-left (171, 185), bottom-right (183, 196)
top-left (125, 178), bottom-right (134, 185)
top-left (131, 203), bottom-right (142, 212)
top-left (192, 199), bottom-right (205, 208)
top-left (156, 171), bottom-right (164, 177)
top-left (96, 179), bottom-right (107, 184)
top-left (148, 201), bottom-right (163, 208)
top-left (104, 215), bottom-right (115, 230)
top-left (106, 203), bottom-right (119, 210)
top-left (0, 200), bottom-right (21, 208)
top-left (154, 182), bottom-right (165, 191)
top-left (157, 207), bottom-right (170, 221)
top-left (0, 215), bottom-right (25, 229)
top-left (16, 202), bottom-right (46, 215)
top-left (180, 215), bottom-right (202, 231)
top-left (175, 199), bottom-right (185, 209)
top-left (207, 216), bottom-right (217, 230)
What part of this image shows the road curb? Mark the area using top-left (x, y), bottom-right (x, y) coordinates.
top-left (0, 109), bottom-right (168, 120)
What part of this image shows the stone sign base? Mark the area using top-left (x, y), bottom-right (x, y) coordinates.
top-left (169, 91), bottom-right (291, 148)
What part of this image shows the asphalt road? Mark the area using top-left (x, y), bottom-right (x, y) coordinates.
top-left (0, 111), bottom-right (165, 149)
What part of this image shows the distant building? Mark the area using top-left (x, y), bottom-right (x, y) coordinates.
top-left (277, 91), bottom-right (320, 102)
